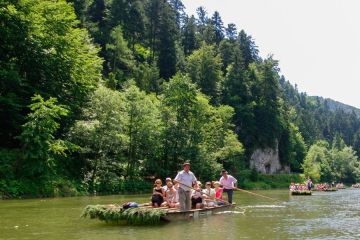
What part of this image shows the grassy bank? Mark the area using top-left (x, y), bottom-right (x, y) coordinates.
top-left (238, 172), bottom-right (305, 190)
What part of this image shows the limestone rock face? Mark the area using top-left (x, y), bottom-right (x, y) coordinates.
top-left (250, 144), bottom-right (290, 174)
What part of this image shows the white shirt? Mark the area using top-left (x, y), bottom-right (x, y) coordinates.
top-left (203, 188), bottom-right (216, 197)
top-left (165, 188), bottom-right (178, 203)
top-left (174, 170), bottom-right (197, 191)
top-left (191, 189), bottom-right (203, 198)
top-left (219, 175), bottom-right (237, 189)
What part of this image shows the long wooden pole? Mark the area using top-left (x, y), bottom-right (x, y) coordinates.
top-left (234, 187), bottom-right (281, 202)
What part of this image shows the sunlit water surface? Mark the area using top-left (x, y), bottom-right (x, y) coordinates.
top-left (1, 189), bottom-right (360, 240)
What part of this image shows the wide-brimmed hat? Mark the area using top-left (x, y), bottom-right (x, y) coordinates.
top-left (165, 177), bottom-right (172, 181)
top-left (183, 162), bottom-right (190, 166)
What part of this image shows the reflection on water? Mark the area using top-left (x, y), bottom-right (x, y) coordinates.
top-left (1, 189), bottom-right (360, 240)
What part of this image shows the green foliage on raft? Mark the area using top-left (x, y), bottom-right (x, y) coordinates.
top-left (81, 205), bottom-right (167, 225)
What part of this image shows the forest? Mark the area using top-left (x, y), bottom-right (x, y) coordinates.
top-left (1, 0), bottom-right (360, 198)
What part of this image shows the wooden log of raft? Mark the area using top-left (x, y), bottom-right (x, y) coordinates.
top-left (290, 190), bottom-right (312, 196)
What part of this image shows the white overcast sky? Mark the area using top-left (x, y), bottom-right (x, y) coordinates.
top-left (182, 0), bottom-right (360, 108)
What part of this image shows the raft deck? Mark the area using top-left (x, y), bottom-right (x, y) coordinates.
top-left (161, 204), bottom-right (235, 222)
top-left (82, 203), bottom-right (236, 225)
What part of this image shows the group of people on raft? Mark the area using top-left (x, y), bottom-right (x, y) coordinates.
top-left (290, 179), bottom-right (349, 192)
top-left (151, 162), bottom-right (237, 211)
top-left (289, 178), bottom-right (313, 192)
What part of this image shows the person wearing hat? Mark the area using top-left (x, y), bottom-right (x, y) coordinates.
top-left (203, 181), bottom-right (216, 207)
top-left (174, 162), bottom-right (198, 211)
top-left (219, 169), bottom-right (237, 204)
top-left (162, 177), bottom-right (172, 192)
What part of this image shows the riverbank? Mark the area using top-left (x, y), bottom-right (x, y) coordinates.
top-left (1, 173), bottom-right (304, 199)
top-left (238, 173), bottom-right (305, 190)
top-left (0, 179), bottom-right (153, 199)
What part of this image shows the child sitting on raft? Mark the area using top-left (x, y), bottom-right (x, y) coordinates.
top-left (161, 182), bottom-right (179, 209)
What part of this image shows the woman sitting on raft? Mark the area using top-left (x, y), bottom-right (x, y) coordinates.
top-left (151, 179), bottom-right (165, 207)
top-left (191, 181), bottom-right (204, 209)
top-left (161, 182), bottom-right (179, 208)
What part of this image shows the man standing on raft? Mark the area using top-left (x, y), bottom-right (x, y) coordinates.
top-left (174, 162), bottom-right (198, 211)
top-left (219, 169), bottom-right (237, 204)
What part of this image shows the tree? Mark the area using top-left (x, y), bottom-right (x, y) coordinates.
top-left (160, 73), bottom-right (244, 180)
top-left (278, 122), bottom-right (306, 172)
top-left (161, 73), bottom-right (199, 176)
top-left (122, 82), bottom-right (163, 179)
top-left (109, 0), bottom-right (146, 49)
top-left (69, 86), bottom-right (127, 192)
top-left (238, 30), bottom-right (259, 67)
top-left (253, 57), bottom-right (283, 148)
top-left (211, 11), bottom-right (225, 45)
top-left (225, 23), bottom-right (237, 41)
top-left (106, 26), bottom-right (135, 88)
top-left (0, 0), bottom-right (103, 148)
top-left (70, 83), bottom-right (163, 189)
top-left (157, 1), bottom-right (178, 79)
top-left (186, 44), bottom-right (223, 103)
top-left (169, 0), bottom-right (186, 27)
top-left (20, 95), bottom-right (69, 180)
top-left (86, 0), bottom-right (110, 51)
top-left (219, 39), bottom-right (238, 73)
top-left (182, 15), bottom-right (197, 56)
top-left (145, 0), bottom-right (177, 79)
top-left (195, 6), bottom-right (208, 35)
top-left (0, 1), bottom-right (30, 147)
top-left (302, 141), bottom-right (327, 182)
top-left (145, 0), bottom-right (162, 61)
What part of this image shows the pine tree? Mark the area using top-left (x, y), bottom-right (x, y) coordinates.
top-left (238, 30), bottom-right (259, 67)
top-left (225, 23), bottom-right (237, 41)
top-left (145, 0), bottom-right (177, 79)
top-left (196, 6), bottom-right (208, 35)
top-left (169, 0), bottom-right (186, 27)
top-left (182, 15), bottom-right (197, 56)
top-left (157, 1), bottom-right (178, 79)
top-left (211, 11), bottom-right (225, 45)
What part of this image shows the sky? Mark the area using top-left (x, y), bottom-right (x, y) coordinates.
top-left (182, 0), bottom-right (360, 108)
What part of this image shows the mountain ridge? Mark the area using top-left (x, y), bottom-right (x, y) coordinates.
top-left (308, 96), bottom-right (360, 117)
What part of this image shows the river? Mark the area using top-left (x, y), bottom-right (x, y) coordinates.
top-left (1, 188), bottom-right (360, 240)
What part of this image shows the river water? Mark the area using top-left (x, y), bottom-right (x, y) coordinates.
top-left (1, 188), bottom-right (360, 240)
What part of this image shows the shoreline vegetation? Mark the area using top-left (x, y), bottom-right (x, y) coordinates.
top-left (1, 173), bottom-right (304, 199)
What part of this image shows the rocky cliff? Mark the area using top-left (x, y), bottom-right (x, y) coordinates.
top-left (250, 143), bottom-right (290, 174)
